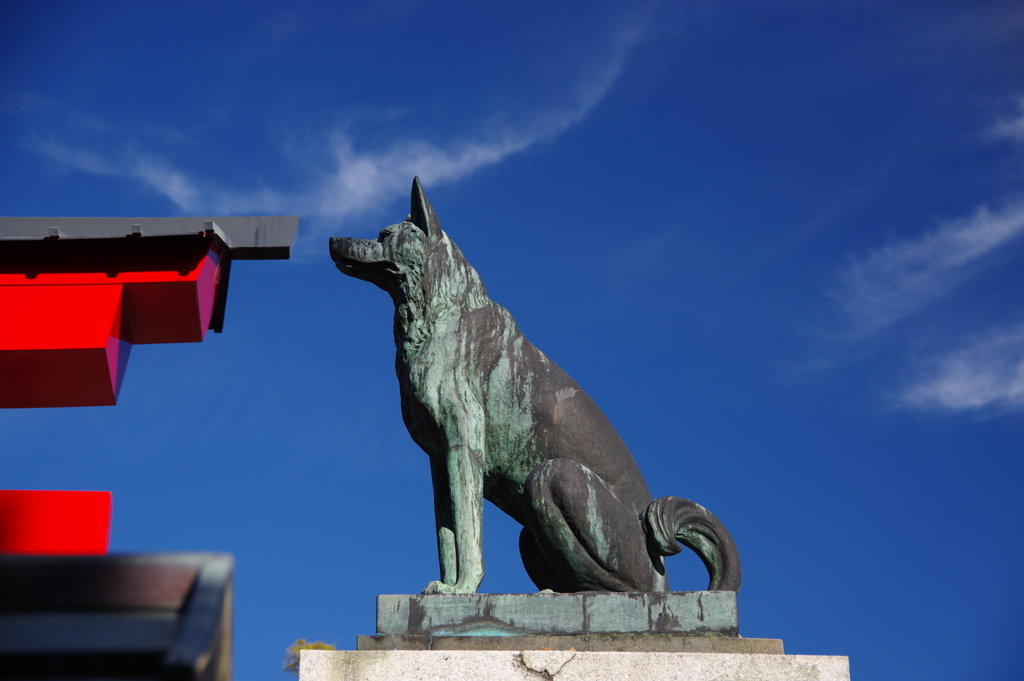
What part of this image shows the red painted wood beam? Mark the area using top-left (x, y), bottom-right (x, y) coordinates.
top-left (0, 237), bottom-right (226, 407)
top-left (0, 285), bottom-right (129, 407)
top-left (0, 490), bottom-right (112, 555)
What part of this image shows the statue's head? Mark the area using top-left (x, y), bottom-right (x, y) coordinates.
top-left (330, 177), bottom-right (485, 309)
top-left (329, 177), bottom-right (442, 293)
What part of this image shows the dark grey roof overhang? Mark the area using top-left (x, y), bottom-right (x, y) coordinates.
top-left (0, 216), bottom-right (300, 259)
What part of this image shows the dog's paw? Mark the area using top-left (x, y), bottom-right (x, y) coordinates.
top-left (421, 580), bottom-right (457, 595)
top-left (421, 577), bottom-right (458, 593)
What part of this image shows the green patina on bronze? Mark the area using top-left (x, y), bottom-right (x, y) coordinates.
top-left (330, 178), bottom-right (741, 595)
top-left (374, 592), bottom-right (739, 638)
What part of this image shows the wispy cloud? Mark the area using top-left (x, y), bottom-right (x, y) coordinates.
top-left (34, 138), bottom-right (215, 213)
top-left (990, 97), bottom-right (1024, 143)
top-left (27, 25), bottom-right (641, 236)
top-left (822, 197), bottom-right (1024, 415)
top-left (818, 94), bottom-right (1024, 414)
top-left (1, 93), bottom-right (114, 134)
top-left (899, 324), bottom-right (1024, 413)
top-left (829, 201), bottom-right (1024, 339)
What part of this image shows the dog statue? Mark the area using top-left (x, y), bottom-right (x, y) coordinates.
top-left (330, 178), bottom-right (741, 594)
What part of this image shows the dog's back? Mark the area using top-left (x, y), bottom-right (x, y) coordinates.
top-left (448, 300), bottom-right (655, 523)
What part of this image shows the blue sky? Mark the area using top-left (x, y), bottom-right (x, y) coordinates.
top-left (2, 1), bottom-right (1023, 679)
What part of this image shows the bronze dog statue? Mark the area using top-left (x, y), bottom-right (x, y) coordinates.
top-left (330, 178), bottom-right (740, 594)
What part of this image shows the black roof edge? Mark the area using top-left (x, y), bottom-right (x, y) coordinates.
top-left (0, 216), bottom-right (300, 260)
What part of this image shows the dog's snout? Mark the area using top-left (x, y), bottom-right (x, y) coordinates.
top-left (329, 236), bottom-right (348, 262)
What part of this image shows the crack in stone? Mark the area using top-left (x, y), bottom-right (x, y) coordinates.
top-left (518, 651), bottom-right (577, 679)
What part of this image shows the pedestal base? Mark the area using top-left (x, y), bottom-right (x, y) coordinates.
top-left (300, 650), bottom-right (850, 681)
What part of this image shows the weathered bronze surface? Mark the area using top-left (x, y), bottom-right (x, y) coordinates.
top-left (330, 178), bottom-right (741, 594)
top-left (374, 593), bottom-right (738, 637)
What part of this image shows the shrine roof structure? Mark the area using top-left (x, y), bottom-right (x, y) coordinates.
top-left (0, 215), bottom-right (300, 408)
top-left (0, 216), bottom-right (298, 259)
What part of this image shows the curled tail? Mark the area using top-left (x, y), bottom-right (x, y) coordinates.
top-left (643, 496), bottom-right (742, 592)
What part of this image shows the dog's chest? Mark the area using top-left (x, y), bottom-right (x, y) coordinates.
top-left (395, 346), bottom-right (459, 456)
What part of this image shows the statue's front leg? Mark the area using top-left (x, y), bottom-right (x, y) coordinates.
top-left (425, 454), bottom-right (458, 591)
top-left (423, 444), bottom-right (485, 594)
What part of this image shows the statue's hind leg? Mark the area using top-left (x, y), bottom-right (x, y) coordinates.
top-left (518, 528), bottom-right (569, 592)
top-left (520, 458), bottom-right (666, 592)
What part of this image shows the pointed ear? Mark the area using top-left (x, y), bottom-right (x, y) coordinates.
top-left (410, 177), bottom-right (443, 241)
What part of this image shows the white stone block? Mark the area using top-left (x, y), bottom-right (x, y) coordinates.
top-left (300, 649), bottom-right (850, 681)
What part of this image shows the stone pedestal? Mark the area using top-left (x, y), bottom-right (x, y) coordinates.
top-left (300, 650), bottom-right (850, 681)
top-left (301, 593), bottom-right (850, 681)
